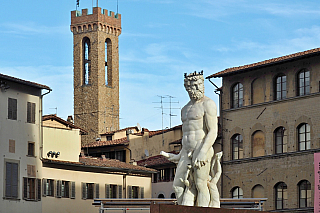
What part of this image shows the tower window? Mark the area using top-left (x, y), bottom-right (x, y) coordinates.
top-left (83, 37), bottom-right (91, 85)
top-left (297, 69), bottom-right (310, 96)
top-left (275, 74), bottom-right (286, 100)
top-left (105, 38), bottom-right (112, 86)
top-left (232, 83), bottom-right (243, 108)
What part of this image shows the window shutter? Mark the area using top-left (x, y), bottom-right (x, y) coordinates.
top-left (11, 163), bottom-right (18, 198)
top-left (82, 182), bottom-right (86, 199)
top-left (56, 180), bottom-right (62, 198)
top-left (23, 177), bottom-right (28, 200)
top-left (8, 98), bottom-right (17, 120)
top-left (127, 185), bottom-right (132, 199)
top-left (31, 103), bottom-right (36, 123)
top-left (27, 102), bottom-right (31, 123)
top-left (71, 181), bottom-right (76, 199)
top-left (118, 185), bottom-right (122, 198)
top-left (140, 187), bottom-right (144, 199)
top-left (37, 179), bottom-right (41, 201)
top-left (105, 184), bottom-right (110, 198)
top-left (42, 179), bottom-right (47, 197)
top-left (5, 162), bottom-right (12, 198)
top-left (95, 183), bottom-right (99, 198)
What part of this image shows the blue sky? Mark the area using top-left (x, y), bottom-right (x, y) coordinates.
top-left (1, 0), bottom-right (320, 130)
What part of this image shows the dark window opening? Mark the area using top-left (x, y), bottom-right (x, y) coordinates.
top-left (274, 127), bottom-right (287, 154)
top-left (27, 102), bottom-right (36, 123)
top-left (28, 142), bottom-right (35, 157)
top-left (5, 162), bottom-right (18, 198)
top-left (105, 38), bottom-right (112, 86)
top-left (83, 37), bottom-right (91, 85)
top-left (8, 98), bottom-right (17, 120)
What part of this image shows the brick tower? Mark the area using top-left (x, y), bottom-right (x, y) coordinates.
top-left (71, 7), bottom-right (121, 145)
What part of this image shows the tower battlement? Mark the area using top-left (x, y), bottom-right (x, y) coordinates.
top-left (71, 7), bottom-right (121, 35)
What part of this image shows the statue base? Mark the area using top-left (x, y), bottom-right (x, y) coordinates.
top-left (150, 204), bottom-right (268, 213)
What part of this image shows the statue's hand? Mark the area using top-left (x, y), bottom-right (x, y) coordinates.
top-left (193, 151), bottom-right (208, 169)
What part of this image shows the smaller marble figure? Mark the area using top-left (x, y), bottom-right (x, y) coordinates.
top-left (161, 71), bottom-right (222, 208)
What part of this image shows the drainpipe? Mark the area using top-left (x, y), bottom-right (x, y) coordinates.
top-left (39, 88), bottom-right (52, 160)
top-left (208, 78), bottom-right (224, 197)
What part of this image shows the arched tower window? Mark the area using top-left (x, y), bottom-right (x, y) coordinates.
top-left (83, 37), bottom-right (91, 85)
top-left (298, 123), bottom-right (310, 151)
top-left (275, 74), bottom-right (286, 100)
top-left (232, 134), bottom-right (243, 160)
top-left (105, 38), bottom-right (112, 86)
top-left (232, 83), bottom-right (243, 108)
top-left (297, 69), bottom-right (310, 96)
top-left (274, 127), bottom-right (287, 154)
top-left (275, 182), bottom-right (288, 210)
top-left (298, 180), bottom-right (311, 208)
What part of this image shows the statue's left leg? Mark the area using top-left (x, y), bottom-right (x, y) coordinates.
top-left (193, 147), bottom-right (213, 207)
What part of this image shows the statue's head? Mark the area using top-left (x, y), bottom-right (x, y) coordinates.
top-left (184, 71), bottom-right (204, 101)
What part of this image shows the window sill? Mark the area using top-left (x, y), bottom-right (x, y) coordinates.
top-left (224, 91), bottom-right (320, 112)
top-left (3, 197), bottom-right (20, 201)
top-left (224, 148), bottom-right (320, 165)
top-left (26, 155), bottom-right (36, 158)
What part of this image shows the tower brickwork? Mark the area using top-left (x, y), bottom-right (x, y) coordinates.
top-left (71, 7), bottom-right (121, 145)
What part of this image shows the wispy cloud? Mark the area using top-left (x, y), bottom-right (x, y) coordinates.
top-left (0, 22), bottom-right (68, 35)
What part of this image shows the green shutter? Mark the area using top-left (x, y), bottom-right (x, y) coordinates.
top-left (37, 179), bottom-right (41, 201)
top-left (23, 177), bottom-right (28, 200)
top-left (118, 185), bottom-right (122, 198)
top-left (140, 187), bottom-right (144, 199)
top-left (105, 184), bottom-right (110, 198)
top-left (95, 183), bottom-right (99, 198)
top-left (56, 180), bottom-right (62, 198)
top-left (71, 181), bottom-right (76, 199)
top-left (82, 182), bottom-right (86, 199)
top-left (127, 185), bottom-right (132, 199)
top-left (42, 179), bottom-right (47, 197)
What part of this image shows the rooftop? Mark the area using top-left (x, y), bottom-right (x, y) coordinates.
top-left (42, 157), bottom-right (156, 174)
top-left (43, 114), bottom-right (88, 135)
top-left (206, 47), bottom-right (320, 78)
top-left (0, 73), bottom-right (51, 90)
top-left (82, 137), bottom-right (129, 148)
top-left (137, 152), bottom-right (178, 167)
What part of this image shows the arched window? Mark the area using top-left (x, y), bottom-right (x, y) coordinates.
top-left (298, 123), bottom-right (310, 151)
top-left (83, 37), bottom-right (90, 85)
top-left (274, 127), bottom-right (287, 154)
top-left (252, 130), bottom-right (265, 157)
top-left (232, 187), bottom-right (243, 199)
top-left (298, 180), bottom-right (311, 208)
top-left (275, 74), bottom-right (286, 100)
top-left (232, 134), bottom-right (243, 160)
top-left (158, 193), bottom-right (165, 198)
top-left (105, 38), bottom-right (112, 86)
top-left (232, 83), bottom-right (243, 108)
top-left (297, 69), bottom-right (310, 96)
top-left (275, 182), bottom-right (287, 210)
top-left (252, 184), bottom-right (264, 198)
top-left (170, 193), bottom-right (176, 198)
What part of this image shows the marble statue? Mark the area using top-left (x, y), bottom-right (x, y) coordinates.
top-left (161, 71), bottom-right (222, 208)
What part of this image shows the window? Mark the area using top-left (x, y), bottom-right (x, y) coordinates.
top-left (158, 193), bottom-right (165, 198)
top-left (82, 183), bottom-right (98, 199)
top-left (5, 161), bottom-right (19, 199)
top-left (27, 102), bottom-right (36, 123)
top-left (83, 37), bottom-right (91, 85)
top-left (61, 181), bottom-right (70, 198)
top-left (127, 185), bottom-right (144, 199)
top-left (23, 177), bottom-right (41, 201)
top-left (105, 38), bottom-right (112, 86)
top-left (27, 165), bottom-right (36, 177)
top-left (8, 98), bottom-right (17, 120)
top-left (298, 180), bottom-right (311, 208)
top-left (43, 179), bottom-right (54, 197)
top-left (103, 150), bottom-right (126, 162)
top-left (232, 83), bottom-right (243, 108)
top-left (274, 127), bottom-right (287, 154)
top-left (232, 134), bottom-right (243, 160)
top-left (9, 139), bottom-right (15, 153)
top-left (298, 123), bottom-right (310, 151)
top-left (298, 69), bottom-right (310, 96)
top-left (232, 187), bottom-right (243, 199)
top-left (27, 142), bottom-right (35, 157)
top-left (105, 184), bottom-right (122, 198)
top-left (275, 74), bottom-right (286, 100)
top-left (171, 193), bottom-right (176, 198)
top-left (275, 182), bottom-right (287, 210)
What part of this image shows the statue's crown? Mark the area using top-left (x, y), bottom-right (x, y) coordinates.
top-left (184, 70), bottom-right (203, 78)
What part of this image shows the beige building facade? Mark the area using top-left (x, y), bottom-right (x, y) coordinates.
top-left (206, 47), bottom-right (320, 212)
top-left (0, 73), bottom-right (51, 213)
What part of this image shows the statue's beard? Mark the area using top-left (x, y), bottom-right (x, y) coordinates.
top-left (188, 90), bottom-right (204, 101)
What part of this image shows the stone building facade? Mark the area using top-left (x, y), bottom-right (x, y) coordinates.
top-left (71, 7), bottom-right (121, 145)
top-left (206, 48), bottom-right (320, 212)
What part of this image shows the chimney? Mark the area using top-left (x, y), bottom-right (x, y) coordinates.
top-left (67, 115), bottom-right (74, 123)
top-left (101, 155), bottom-right (107, 161)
